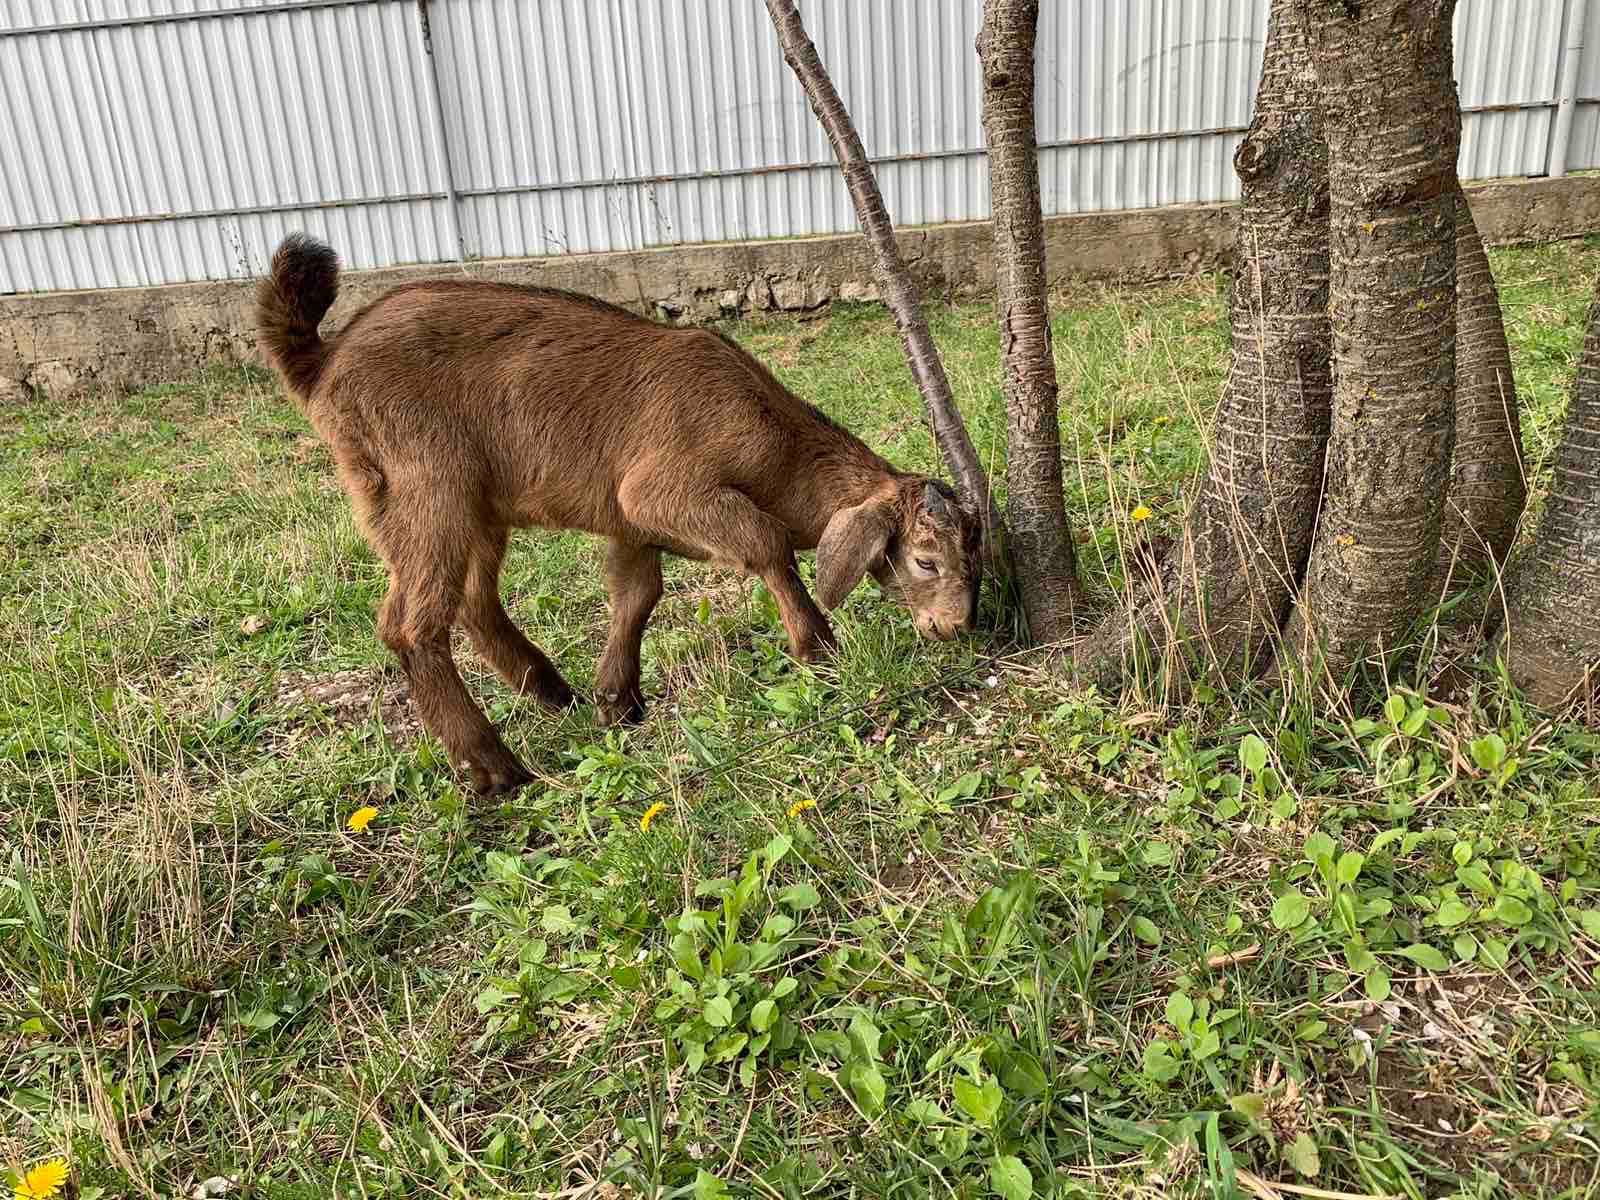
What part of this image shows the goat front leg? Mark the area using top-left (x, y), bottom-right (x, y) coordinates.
top-left (618, 471), bottom-right (835, 664)
top-left (377, 552), bottom-right (532, 797)
top-left (596, 540), bottom-right (664, 727)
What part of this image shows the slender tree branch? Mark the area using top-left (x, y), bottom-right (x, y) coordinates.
top-left (763, 0), bottom-right (1010, 580)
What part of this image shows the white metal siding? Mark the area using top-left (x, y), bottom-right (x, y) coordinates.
top-left (3, 0), bottom-right (1598, 295)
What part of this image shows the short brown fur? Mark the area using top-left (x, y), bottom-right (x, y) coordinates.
top-left (255, 234), bottom-right (981, 793)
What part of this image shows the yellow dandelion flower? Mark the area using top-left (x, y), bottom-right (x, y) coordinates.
top-left (346, 805), bottom-right (378, 833)
top-left (1335, 533), bottom-right (1356, 548)
top-left (14, 1159), bottom-right (69, 1200)
top-left (640, 801), bottom-right (667, 832)
top-left (1130, 505), bottom-right (1154, 523)
top-left (788, 798), bottom-right (818, 818)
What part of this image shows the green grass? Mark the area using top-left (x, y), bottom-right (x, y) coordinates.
top-left (3, 238), bottom-right (1600, 1200)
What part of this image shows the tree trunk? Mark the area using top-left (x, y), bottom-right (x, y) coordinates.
top-left (976, 0), bottom-right (1084, 642)
top-left (763, 0), bottom-right (1008, 569)
top-left (1435, 187), bottom-right (1525, 588)
top-left (1501, 277), bottom-right (1600, 709)
top-left (1076, 0), bottom-right (1329, 686)
top-left (1283, 0), bottom-right (1461, 679)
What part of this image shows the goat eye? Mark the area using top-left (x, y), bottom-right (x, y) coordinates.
top-left (915, 557), bottom-right (938, 573)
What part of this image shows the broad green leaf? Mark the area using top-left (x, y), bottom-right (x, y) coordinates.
top-left (1143, 842), bottom-right (1175, 867)
top-left (1142, 1040), bottom-right (1182, 1084)
top-left (541, 904), bottom-right (578, 936)
top-left (1491, 895), bottom-right (1533, 926)
top-left (1435, 898), bottom-right (1473, 928)
top-left (1396, 943), bottom-right (1449, 971)
top-left (1384, 694), bottom-right (1407, 726)
top-left (1336, 851), bottom-right (1365, 884)
top-left (952, 1073), bottom-right (1004, 1128)
top-left (1271, 890), bottom-right (1312, 930)
top-left (848, 1011), bottom-right (882, 1061)
top-left (1578, 909), bottom-right (1600, 939)
top-left (1343, 939), bottom-right (1376, 973)
top-left (1165, 992), bottom-right (1195, 1029)
top-left (999, 1051), bottom-right (1048, 1098)
top-left (762, 833), bottom-right (793, 870)
top-left (1478, 937), bottom-right (1510, 968)
top-left (1469, 734), bottom-right (1507, 772)
top-left (1229, 1093), bottom-right (1267, 1120)
top-left (750, 999), bottom-right (777, 1033)
top-left (1133, 916), bottom-right (1163, 946)
top-left (1364, 964), bottom-right (1392, 1002)
top-left (703, 996), bottom-right (734, 1028)
top-left (237, 1008), bottom-right (278, 1031)
top-left (1287, 1132), bottom-right (1321, 1178)
top-left (779, 883), bottom-right (821, 911)
top-left (1239, 734), bottom-right (1269, 775)
top-left (989, 1155), bottom-right (1033, 1200)
top-left (683, 1039), bottom-right (706, 1075)
top-left (693, 1169), bottom-right (730, 1200)
top-left (850, 1063), bottom-right (887, 1116)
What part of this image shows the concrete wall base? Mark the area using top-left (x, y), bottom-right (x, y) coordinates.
top-left (3, 174), bottom-right (1597, 400)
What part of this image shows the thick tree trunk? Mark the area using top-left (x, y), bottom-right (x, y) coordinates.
top-left (1501, 277), bottom-right (1600, 709)
top-left (1283, 0), bottom-right (1461, 679)
top-left (977, 0), bottom-right (1084, 642)
top-left (1076, 0), bottom-right (1329, 685)
top-left (763, 0), bottom-right (1008, 569)
top-left (1435, 188), bottom-right (1525, 588)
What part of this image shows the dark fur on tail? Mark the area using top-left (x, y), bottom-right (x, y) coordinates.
top-left (256, 234), bottom-right (340, 398)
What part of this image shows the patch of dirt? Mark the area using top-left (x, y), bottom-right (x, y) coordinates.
top-left (270, 666), bottom-right (422, 744)
top-left (1331, 971), bottom-right (1594, 1191)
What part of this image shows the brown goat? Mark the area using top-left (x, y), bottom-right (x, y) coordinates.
top-left (255, 234), bottom-right (981, 794)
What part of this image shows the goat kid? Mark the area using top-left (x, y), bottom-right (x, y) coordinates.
top-left (256, 234), bottom-right (981, 794)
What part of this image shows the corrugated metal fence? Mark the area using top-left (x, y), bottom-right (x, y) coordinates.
top-left (2, 0), bottom-right (1595, 295)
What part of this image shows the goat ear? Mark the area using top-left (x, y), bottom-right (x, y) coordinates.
top-left (815, 500), bottom-right (894, 610)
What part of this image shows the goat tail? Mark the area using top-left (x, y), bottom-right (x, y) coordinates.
top-left (256, 233), bottom-right (340, 400)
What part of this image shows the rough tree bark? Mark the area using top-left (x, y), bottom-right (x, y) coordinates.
top-left (1500, 277), bottom-right (1600, 708)
top-left (1435, 187), bottom-right (1525, 588)
top-left (976, 0), bottom-right (1085, 642)
top-left (1077, 0), bottom-right (1329, 685)
top-left (764, 0), bottom-right (1008, 568)
top-left (1283, 0), bottom-right (1461, 679)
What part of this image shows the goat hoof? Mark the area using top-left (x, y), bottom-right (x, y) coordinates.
top-left (794, 630), bottom-right (838, 664)
top-left (596, 689), bottom-right (647, 728)
top-left (462, 751), bottom-right (534, 797)
top-left (535, 678), bottom-right (581, 711)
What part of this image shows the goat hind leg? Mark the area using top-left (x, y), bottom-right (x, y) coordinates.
top-left (463, 527), bottom-right (580, 710)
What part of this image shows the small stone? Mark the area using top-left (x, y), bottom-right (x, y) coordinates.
top-left (839, 279), bottom-right (880, 303)
top-left (29, 360), bottom-right (76, 396)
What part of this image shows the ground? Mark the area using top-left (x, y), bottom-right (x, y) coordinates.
top-left (3, 238), bottom-right (1599, 1200)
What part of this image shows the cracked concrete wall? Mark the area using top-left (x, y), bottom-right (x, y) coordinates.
top-left (3, 175), bottom-right (1598, 400)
